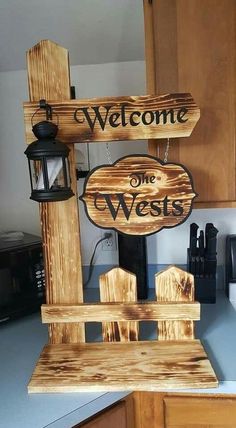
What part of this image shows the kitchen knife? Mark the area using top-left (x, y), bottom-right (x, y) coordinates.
top-left (206, 226), bottom-right (218, 259)
top-left (205, 223), bottom-right (214, 254)
top-left (190, 223), bottom-right (199, 248)
top-left (199, 230), bottom-right (205, 277)
top-left (189, 236), bottom-right (198, 275)
top-left (189, 224), bottom-right (199, 275)
top-left (205, 225), bottom-right (218, 277)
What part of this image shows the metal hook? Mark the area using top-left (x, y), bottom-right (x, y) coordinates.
top-left (31, 100), bottom-right (59, 128)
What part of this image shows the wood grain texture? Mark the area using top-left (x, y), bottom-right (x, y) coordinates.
top-left (133, 392), bottom-right (236, 428)
top-left (164, 396), bottom-right (236, 427)
top-left (124, 394), bottom-right (136, 428)
top-left (194, 200), bottom-right (236, 209)
top-left (155, 266), bottom-right (195, 340)
top-left (143, 0), bottom-right (159, 157)
top-left (99, 268), bottom-right (138, 342)
top-left (41, 301), bottom-right (200, 323)
top-left (143, 0), bottom-right (158, 158)
top-left (145, 0), bottom-right (180, 162)
top-left (81, 155), bottom-right (196, 236)
top-left (146, 0), bottom-right (236, 206)
top-left (26, 40), bottom-right (84, 343)
top-left (133, 391), bottom-right (166, 428)
top-left (27, 340), bottom-right (218, 393)
top-left (24, 93), bottom-right (200, 144)
top-left (74, 402), bottom-right (127, 428)
top-left (177, 0), bottom-right (236, 204)
top-left (143, 0), bottom-right (156, 96)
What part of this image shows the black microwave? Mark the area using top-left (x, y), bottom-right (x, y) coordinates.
top-left (0, 232), bottom-right (45, 323)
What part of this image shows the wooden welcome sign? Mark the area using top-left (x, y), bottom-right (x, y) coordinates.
top-left (80, 155), bottom-right (197, 236)
top-left (23, 93), bottom-right (200, 144)
top-left (24, 41), bottom-right (218, 395)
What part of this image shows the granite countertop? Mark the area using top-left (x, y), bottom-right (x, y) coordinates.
top-left (1, 290), bottom-right (236, 428)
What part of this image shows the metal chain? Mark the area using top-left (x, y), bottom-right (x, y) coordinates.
top-left (164, 138), bottom-right (170, 163)
top-left (86, 143), bottom-right (91, 171)
top-left (106, 143), bottom-right (112, 164)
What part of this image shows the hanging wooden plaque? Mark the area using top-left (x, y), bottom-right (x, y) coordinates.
top-left (80, 155), bottom-right (197, 236)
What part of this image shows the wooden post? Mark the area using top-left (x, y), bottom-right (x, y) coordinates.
top-left (26, 40), bottom-right (85, 343)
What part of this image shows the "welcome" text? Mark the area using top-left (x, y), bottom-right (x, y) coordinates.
top-left (74, 104), bottom-right (188, 131)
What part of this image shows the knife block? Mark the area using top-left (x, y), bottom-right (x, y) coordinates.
top-left (187, 248), bottom-right (216, 303)
top-left (194, 277), bottom-right (216, 304)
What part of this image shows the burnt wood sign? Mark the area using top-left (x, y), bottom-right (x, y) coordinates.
top-left (23, 93), bottom-right (200, 144)
top-left (80, 155), bottom-right (197, 236)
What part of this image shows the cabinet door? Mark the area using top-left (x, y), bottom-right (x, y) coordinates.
top-left (76, 402), bottom-right (128, 428)
top-left (144, 0), bottom-right (236, 208)
top-left (164, 396), bottom-right (236, 427)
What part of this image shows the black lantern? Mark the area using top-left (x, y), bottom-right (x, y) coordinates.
top-left (25, 120), bottom-right (74, 202)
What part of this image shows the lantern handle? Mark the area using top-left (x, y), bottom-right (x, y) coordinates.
top-left (31, 100), bottom-right (59, 128)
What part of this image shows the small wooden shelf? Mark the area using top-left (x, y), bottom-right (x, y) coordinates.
top-left (28, 340), bottom-right (218, 393)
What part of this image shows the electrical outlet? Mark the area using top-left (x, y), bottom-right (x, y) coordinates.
top-left (102, 231), bottom-right (117, 251)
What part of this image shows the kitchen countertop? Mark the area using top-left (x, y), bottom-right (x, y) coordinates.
top-left (1, 290), bottom-right (236, 428)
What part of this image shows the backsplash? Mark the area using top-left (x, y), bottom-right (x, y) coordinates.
top-left (82, 264), bottom-right (225, 290)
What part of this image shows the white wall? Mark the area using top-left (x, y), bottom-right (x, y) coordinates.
top-left (0, 60), bottom-right (236, 268)
top-left (0, 69), bottom-right (40, 235)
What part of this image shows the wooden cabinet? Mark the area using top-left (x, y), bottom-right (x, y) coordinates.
top-left (74, 397), bottom-right (134, 428)
top-left (144, 0), bottom-right (236, 208)
top-left (133, 392), bottom-right (236, 428)
top-left (75, 403), bottom-right (126, 428)
top-left (69, 392), bottom-right (236, 428)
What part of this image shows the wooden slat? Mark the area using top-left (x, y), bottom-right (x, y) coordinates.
top-left (26, 40), bottom-right (85, 343)
top-left (99, 267), bottom-right (139, 342)
top-left (23, 93), bottom-right (200, 144)
top-left (155, 266), bottom-right (195, 340)
top-left (27, 340), bottom-right (218, 393)
top-left (41, 302), bottom-right (200, 323)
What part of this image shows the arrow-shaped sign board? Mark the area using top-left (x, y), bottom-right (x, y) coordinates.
top-left (24, 93), bottom-right (200, 144)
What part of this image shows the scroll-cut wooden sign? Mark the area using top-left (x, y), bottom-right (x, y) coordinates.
top-left (23, 93), bottom-right (200, 144)
top-left (80, 155), bottom-right (197, 236)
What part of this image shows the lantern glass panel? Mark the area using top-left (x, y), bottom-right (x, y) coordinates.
top-left (29, 159), bottom-right (45, 190)
top-left (46, 157), bottom-right (65, 190)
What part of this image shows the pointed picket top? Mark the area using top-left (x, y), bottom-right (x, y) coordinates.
top-left (99, 267), bottom-right (139, 342)
top-left (27, 39), bottom-right (71, 102)
top-left (155, 266), bottom-right (195, 340)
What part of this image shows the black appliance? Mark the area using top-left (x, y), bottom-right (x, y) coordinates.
top-left (225, 235), bottom-right (236, 297)
top-left (118, 234), bottom-right (148, 299)
top-left (0, 233), bottom-right (45, 323)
